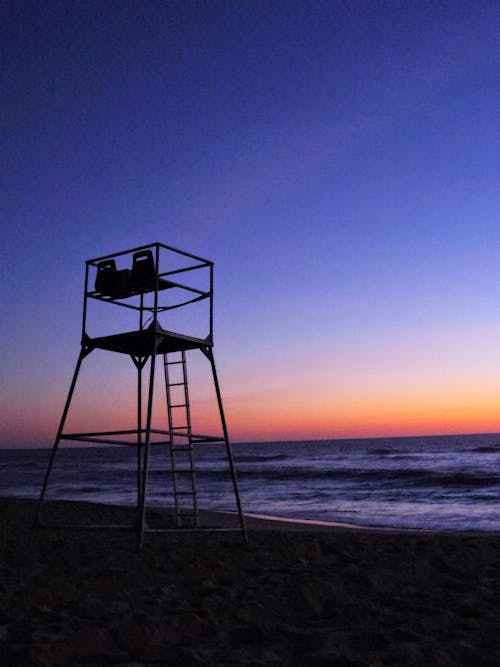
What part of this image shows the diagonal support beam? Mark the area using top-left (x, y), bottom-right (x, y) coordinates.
top-left (34, 344), bottom-right (92, 527)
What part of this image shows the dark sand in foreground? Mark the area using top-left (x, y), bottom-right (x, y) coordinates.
top-left (1, 497), bottom-right (499, 666)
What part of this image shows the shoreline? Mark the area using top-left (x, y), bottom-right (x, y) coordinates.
top-left (230, 510), bottom-right (500, 536)
top-left (1, 496), bottom-right (499, 665)
top-left (6, 494), bottom-right (498, 536)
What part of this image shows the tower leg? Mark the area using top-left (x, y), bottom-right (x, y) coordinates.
top-left (34, 346), bottom-right (90, 527)
top-left (137, 361), bottom-right (143, 522)
top-left (202, 347), bottom-right (247, 542)
top-left (131, 355), bottom-right (148, 528)
top-left (137, 342), bottom-right (158, 551)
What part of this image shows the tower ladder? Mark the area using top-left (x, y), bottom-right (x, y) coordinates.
top-left (163, 350), bottom-right (199, 527)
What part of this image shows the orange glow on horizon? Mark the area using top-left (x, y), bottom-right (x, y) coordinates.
top-left (3, 364), bottom-right (500, 447)
top-left (3, 322), bottom-right (500, 447)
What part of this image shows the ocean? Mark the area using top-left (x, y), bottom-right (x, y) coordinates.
top-left (1, 434), bottom-right (499, 531)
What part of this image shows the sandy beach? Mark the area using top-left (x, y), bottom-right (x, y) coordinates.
top-left (1, 497), bottom-right (499, 666)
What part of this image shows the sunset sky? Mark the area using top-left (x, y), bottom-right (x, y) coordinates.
top-left (1, 1), bottom-right (499, 447)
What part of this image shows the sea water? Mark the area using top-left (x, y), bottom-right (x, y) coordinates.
top-left (1, 434), bottom-right (499, 531)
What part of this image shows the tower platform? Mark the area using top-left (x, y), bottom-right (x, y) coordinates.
top-left (84, 321), bottom-right (211, 357)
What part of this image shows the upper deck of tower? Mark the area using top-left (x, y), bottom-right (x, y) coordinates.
top-left (82, 242), bottom-right (214, 356)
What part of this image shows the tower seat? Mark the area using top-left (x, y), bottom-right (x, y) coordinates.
top-left (93, 250), bottom-right (176, 299)
top-left (86, 321), bottom-right (211, 356)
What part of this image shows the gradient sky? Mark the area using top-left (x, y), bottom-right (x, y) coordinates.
top-left (1, 1), bottom-right (499, 447)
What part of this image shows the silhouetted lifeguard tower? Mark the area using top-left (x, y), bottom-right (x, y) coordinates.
top-left (35, 242), bottom-right (246, 547)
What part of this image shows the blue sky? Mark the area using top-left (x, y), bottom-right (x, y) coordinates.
top-left (1, 1), bottom-right (499, 445)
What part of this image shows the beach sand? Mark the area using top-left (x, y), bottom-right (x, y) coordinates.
top-left (1, 497), bottom-right (498, 666)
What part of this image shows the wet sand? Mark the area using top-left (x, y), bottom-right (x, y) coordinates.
top-left (1, 496), bottom-right (499, 666)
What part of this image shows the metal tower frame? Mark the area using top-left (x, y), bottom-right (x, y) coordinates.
top-left (35, 242), bottom-right (247, 548)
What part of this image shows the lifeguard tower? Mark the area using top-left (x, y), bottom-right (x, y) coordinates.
top-left (35, 242), bottom-right (246, 547)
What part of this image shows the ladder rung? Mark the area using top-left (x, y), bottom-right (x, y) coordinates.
top-left (174, 491), bottom-right (195, 496)
top-left (171, 445), bottom-right (191, 451)
top-left (167, 382), bottom-right (186, 387)
top-left (166, 360), bottom-right (185, 366)
top-left (173, 469), bottom-right (194, 474)
top-left (171, 426), bottom-right (189, 430)
top-left (170, 403), bottom-right (188, 408)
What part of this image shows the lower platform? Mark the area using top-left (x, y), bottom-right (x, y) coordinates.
top-left (85, 321), bottom-right (211, 356)
top-left (59, 428), bottom-right (226, 446)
